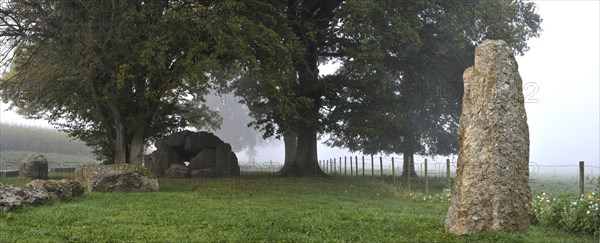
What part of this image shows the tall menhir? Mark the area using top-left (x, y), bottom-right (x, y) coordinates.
top-left (445, 40), bottom-right (531, 234)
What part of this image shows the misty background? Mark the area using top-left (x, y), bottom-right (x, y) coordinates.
top-left (0, 1), bottom-right (598, 175)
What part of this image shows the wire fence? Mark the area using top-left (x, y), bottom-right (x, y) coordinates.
top-left (319, 156), bottom-right (600, 194)
top-left (2, 157), bottom-right (599, 195)
top-left (0, 161), bottom-right (86, 181)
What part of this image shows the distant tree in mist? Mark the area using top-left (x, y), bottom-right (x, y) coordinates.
top-left (194, 94), bottom-right (278, 160)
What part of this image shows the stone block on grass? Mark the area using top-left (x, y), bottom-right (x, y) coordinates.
top-left (74, 164), bottom-right (159, 192)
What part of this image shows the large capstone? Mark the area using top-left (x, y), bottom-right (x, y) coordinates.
top-left (19, 154), bottom-right (49, 179)
top-left (74, 164), bottom-right (159, 192)
top-left (445, 39), bottom-right (531, 234)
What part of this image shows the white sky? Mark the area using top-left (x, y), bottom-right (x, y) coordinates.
top-left (1, 1), bottom-right (599, 170)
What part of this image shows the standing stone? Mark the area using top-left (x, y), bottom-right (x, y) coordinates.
top-left (188, 148), bottom-right (216, 171)
top-left (229, 151), bottom-right (240, 177)
top-left (19, 154), bottom-right (48, 179)
top-left (445, 40), bottom-right (531, 234)
top-left (147, 141), bottom-right (179, 177)
top-left (215, 143), bottom-right (231, 177)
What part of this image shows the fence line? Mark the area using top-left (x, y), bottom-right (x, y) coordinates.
top-left (320, 156), bottom-right (600, 194)
top-left (2, 158), bottom-right (599, 195)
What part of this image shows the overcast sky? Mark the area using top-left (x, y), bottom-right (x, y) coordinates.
top-left (1, 1), bottom-right (599, 171)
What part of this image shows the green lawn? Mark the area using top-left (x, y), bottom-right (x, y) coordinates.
top-left (0, 177), bottom-right (597, 242)
top-left (0, 150), bottom-right (98, 165)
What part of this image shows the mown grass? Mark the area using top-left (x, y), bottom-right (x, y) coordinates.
top-left (0, 176), bottom-right (597, 242)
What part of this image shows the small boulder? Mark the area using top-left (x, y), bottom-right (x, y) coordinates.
top-left (0, 179), bottom-right (84, 212)
top-left (19, 154), bottom-right (48, 179)
top-left (165, 164), bottom-right (189, 178)
top-left (0, 184), bottom-right (27, 211)
top-left (26, 179), bottom-right (84, 201)
top-left (74, 164), bottom-right (159, 192)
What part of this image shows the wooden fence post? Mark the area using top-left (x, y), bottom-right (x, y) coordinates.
top-left (344, 156), bottom-right (347, 176)
top-left (355, 156), bottom-right (358, 176)
top-left (446, 158), bottom-right (451, 190)
top-left (425, 159), bottom-right (428, 194)
top-left (408, 157), bottom-right (411, 191)
top-left (362, 156), bottom-right (365, 177)
top-left (392, 157), bottom-right (396, 186)
top-left (579, 161), bottom-right (584, 196)
top-left (333, 158), bottom-right (337, 174)
top-left (380, 157), bottom-right (384, 182)
top-left (371, 155), bottom-right (374, 178)
top-left (350, 156), bottom-right (353, 176)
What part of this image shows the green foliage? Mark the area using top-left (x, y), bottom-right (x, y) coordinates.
top-left (324, 0), bottom-right (543, 157)
top-left (532, 192), bottom-right (600, 236)
top-left (0, 178), bottom-right (597, 242)
top-left (232, 1), bottom-right (543, 169)
top-left (0, 1), bottom-right (293, 163)
top-left (0, 123), bottom-right (93, 156)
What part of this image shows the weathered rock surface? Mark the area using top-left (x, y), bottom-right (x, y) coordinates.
top-left (188, 148), bottom-right (216, 171)
top-left (165, 164), bottom-right (189, 178)
top-left (0, 170), bottom-right (19, 177)
top-left (191, 169), bottom-right (214, 178)
top-left (74, 164), bottom-right (159, 192)
top-left (445, 40), bottom-right (531, 234)
top-left (146, 131), bottom-right (240, 178)
top-left (0, 179), bottom-right (84, 212)
top-left (146, 143), bottom-right (178, 177)
top-left (228, 152), bottom-right (240, 177)
top-left (19, 154), bottom-right (48, 179)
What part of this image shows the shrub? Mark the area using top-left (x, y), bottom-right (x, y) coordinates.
top-left (532, 178), bottom-right (600, 236)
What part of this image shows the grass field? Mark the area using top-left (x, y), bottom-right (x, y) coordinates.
top-left (0, 150), bottom-right (99, 165)
top-left (0, 176), bottom-right (597, 242)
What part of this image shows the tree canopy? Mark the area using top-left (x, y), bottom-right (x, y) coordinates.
top-left (1, 0), bottom-right (542, 174)
top-left (234, 0), bottom-right (542, 177)
top-left (0, 0), bottom-right (292, 163)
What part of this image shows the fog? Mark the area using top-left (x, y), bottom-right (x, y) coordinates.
top-left (0, 1), bottom-right (598, 177)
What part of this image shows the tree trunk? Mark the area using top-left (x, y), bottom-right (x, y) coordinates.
top-left (108, 100), bottom-right (127, 164)
top-left (112, 122), bottom-right (128, 164)
top-left (401, 151), bottom-right (418, 179)
top-left (280, 127), bottom-right (326, 178)
top-left (128, 130), bottom-right (145, 165)
top-left (283, 131), bottom-right (297, 168)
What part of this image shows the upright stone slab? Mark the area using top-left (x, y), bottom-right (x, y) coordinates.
top-left (19, 154), bottom-right (48, 179)
top-left (445, 40), bottom-right (531, 234)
